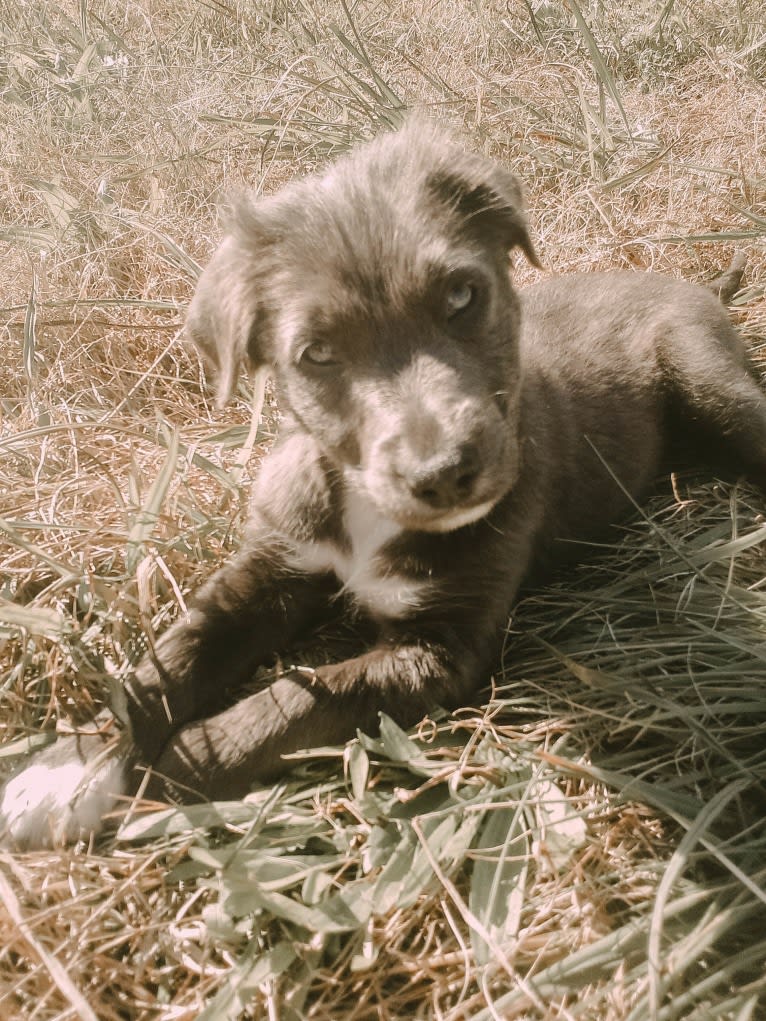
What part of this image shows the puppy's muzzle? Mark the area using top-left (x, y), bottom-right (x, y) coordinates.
top-left (362, 421), bottom-right (514, 532)
top-left (356, 362), bottom-right (517, 530)
top-left (406, 443), bottom-right (481, 509)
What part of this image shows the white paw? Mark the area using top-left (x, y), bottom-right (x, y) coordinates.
top-left (0, 749), bottom-right (127, 849)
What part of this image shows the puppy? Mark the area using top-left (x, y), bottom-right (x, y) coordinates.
top-left (3, 121), bottom-right (765, 847)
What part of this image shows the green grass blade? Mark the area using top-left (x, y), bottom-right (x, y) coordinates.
top-left (125, 427), bottom-right (180, 573)
top-left (566, 0), bottom-right (632, 136)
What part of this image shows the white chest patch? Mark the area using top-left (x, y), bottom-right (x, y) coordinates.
top-left (287, 491), bottom-right (429, 618)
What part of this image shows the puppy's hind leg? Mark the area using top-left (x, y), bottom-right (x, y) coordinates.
top-left (665, 309), bottom-right (766, 487)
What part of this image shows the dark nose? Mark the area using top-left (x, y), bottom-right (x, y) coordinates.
top-left (409, 444), bottom-right (481, 509)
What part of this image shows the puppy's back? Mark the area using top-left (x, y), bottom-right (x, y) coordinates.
top-left (513, 271), bottom-right (747, 562)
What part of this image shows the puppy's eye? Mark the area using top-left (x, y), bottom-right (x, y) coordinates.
top-left (300, 342), bottom-right (339, 368)
top-left (445, 282), bottom-right (474, 317)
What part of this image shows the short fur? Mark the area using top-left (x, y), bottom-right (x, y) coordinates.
top-left (3, 122), bottom-right (766, 846)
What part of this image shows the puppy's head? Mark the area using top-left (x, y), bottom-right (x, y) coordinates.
top-left (187, 120), bottom-right (539, 533)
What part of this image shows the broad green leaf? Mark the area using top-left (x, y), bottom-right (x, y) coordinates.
top-left (371, 810), bottom-right (467, 914)
top-left (219, 874), bottom-right (373, 935)
top-left (370, 823), bottom-right (421, 913)
top-left (196, 942), bottom-right (297, 1021)
top-left (191, 847), bottom-right (341, 893)
top-left (377, 713), bottom-right (421, 762)
top-left (469, 800), bottom-right (530, 965)
top-left (118, 801), bottom-right (261, 841)
top-left (531, 779), bottom-right (588, 873)
top-left (346, 740), bottom-right (369, 801)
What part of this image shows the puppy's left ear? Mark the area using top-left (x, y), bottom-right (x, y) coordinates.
top-left (428, 157), bottom-right (542, 268)
top-left (186, 232), bottom-right (268, 408)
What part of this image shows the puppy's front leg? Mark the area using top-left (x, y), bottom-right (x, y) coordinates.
top-left (124, 535), bottom-right (338, 764)
top-left (0, 536), bottom-right (335, 847)
top-left (149, 629), bottom-right (480, 801)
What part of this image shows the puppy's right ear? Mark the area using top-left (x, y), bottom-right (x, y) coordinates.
top-left (186, 234), bottom-right (265, 408)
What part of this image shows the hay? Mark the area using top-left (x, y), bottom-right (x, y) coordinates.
top-left (1, 1), bottom-right (765, 1017)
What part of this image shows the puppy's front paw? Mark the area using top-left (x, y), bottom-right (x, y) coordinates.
top-left (0, 734), bottom-right (128, 849)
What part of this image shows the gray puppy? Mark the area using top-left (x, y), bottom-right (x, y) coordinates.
top-left (2, 121), bottom-right (765, 846)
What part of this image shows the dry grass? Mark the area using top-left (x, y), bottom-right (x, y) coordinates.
top-left (1, 1), bottom-right (765, 1018)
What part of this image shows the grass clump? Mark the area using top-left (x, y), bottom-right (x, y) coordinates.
top-left (1, 1), bottom-right (765, 1018)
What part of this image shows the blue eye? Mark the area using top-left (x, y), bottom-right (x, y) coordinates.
top-left (445, 282), bottom-right (474, 317)
top-left (300, 342), bottom-right (339, 367)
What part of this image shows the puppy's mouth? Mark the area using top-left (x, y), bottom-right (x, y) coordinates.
top-left (397, 493), bottom-right (504, 533)
top-left (358, 471), bottom-right (511, 534)
top-left (352, 423), bottom-right (519, 533)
